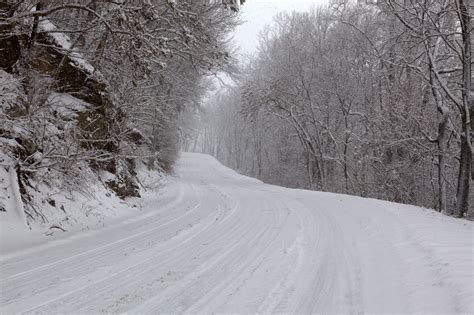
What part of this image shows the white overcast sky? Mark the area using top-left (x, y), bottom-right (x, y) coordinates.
top-left (232, 0), bottom-right (329, 58)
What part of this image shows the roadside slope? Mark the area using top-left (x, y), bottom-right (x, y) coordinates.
top-left (1, 152), bottom-right (473, 313)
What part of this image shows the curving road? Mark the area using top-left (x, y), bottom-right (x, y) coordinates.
top-left (1, 153), bottom-right (473, 314)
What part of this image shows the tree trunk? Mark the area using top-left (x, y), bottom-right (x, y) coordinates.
top-left (429, 59), bottom-right (450, 213)
top-left (455, 0), bottom-right (473, 218)
top-left (454, 133), bottom-right (472, 217)
top-left (466, 1), bottom-right (474, 220)
top-left (438, 113), bottom-right (449, 214)
top-left (28, 2), bottom-right (43, 48)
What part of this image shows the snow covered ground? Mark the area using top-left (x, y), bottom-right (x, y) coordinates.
top-left (1, 152), bottom-right (473, 313)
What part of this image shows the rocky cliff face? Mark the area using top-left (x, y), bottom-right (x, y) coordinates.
top-left (0, 3), bottom-right (22, 71)
top-left (0, 13), bottom-right (148, 225)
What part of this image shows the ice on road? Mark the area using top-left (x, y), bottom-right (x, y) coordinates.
top-left (1, 153), bottom-right (473, 313)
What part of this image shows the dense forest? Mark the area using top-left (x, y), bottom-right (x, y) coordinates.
top-left (191, 0), bottom-right (474, 218)
top-left (0, 0), bottom-right (240, 223)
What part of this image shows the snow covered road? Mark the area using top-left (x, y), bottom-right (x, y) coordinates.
top-left (1, 153), bottom-right (473, 314)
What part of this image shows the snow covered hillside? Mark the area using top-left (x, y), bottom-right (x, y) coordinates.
top-left (1, 153), bottom-right (473, 313)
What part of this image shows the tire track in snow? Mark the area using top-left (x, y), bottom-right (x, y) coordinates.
top-left (256, 198), bottom-right (307, 314)
top-left (12, 183), bottom-right (251, 313)
top-left (129, 198), bottom-right (279, 313)
top-left (0, 179), bottom-right (190, 279)
top-left (182, 197), bottom-right (292, 313)
top-left (0, 182), bottom-right (206, 311)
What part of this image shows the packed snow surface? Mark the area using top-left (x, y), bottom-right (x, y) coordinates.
top-left (1, 153), bottom-right (473, 313)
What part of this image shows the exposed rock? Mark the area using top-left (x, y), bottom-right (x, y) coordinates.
top-left (0, 34), bottom-right (21, 71)
top-left (0, 3), bottom-right (22, 71)
top-left (1, 16), bottom-right (141, 201)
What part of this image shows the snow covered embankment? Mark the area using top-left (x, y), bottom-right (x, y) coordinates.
top-left (0, 15), bottom-right (160, 251)
top-left (0, 153), bottom-right (473, 314)
top-left (0, 156), bottom-right (166, 254)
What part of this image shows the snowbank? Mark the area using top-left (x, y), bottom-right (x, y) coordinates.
top-left (0, 160), bottom-right (165, 255)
